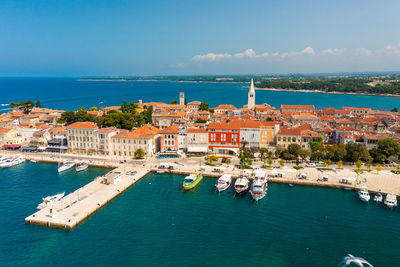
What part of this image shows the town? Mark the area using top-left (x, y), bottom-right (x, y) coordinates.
top-left (1, 79), bottom-right (399, 168)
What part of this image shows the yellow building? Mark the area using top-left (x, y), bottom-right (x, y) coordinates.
top-left (67, 122), bottom-right (98, 154)
top-left (259, 121), bottom-right (280, 147)
top-left (0, 127), bottom-right (20, 146)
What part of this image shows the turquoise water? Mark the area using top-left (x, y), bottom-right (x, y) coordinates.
top-left (0, 77), bottom-right (400, 111)
top-left (1, 165), bottom-right (400, 266)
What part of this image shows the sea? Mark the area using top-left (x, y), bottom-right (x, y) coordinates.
top-left (1, 164), bottom-right (399, 266)
top-left (0, 77), bottom-right (400, 111)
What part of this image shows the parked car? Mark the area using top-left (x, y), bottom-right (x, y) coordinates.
top-left (316, 162), bottom-right (325, 167)
top-left (306, 162), bottom-right (316, 167)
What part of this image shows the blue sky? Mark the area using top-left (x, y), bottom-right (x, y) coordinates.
top-left (1, 0), bottom-right (400, 76)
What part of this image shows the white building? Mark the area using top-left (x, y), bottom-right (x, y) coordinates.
top-left (248, 78), bottom-right (255, 110)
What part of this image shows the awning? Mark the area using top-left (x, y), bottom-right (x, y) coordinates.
top-left (3, 144), bottom-right (21, 148)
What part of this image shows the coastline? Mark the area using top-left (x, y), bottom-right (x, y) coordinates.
top-left (255, 87), bottom-right (400, 97)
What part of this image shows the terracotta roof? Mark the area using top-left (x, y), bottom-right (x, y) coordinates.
top-left (343, 106), bottom-right (371, 111)
top-left (0, 127), bottom-right (12, 133)
top-left (215, 104), bottom-right (237, 110)
top-left (188, 101), bottom-right (202, 105)
top-left (159, 124), bottom-right (179, 134)
top-left (96, 127), bottom-right (118, 133)
top-left (50, 127), bottom-right (67, 134)
top-left (187, 128), bottom-right (207, 133)
top-left (281, 105), bottom-right (315, 109)
top-left (278, 128), bottom-right (302, 136)
top-left (66, 122), bottom-right (98, 129)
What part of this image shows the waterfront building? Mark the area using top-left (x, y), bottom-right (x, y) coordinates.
top-left (47, 127), bottom-right (68, 153)
top-left (248, 78), bottom-right (255, 110)
top-left (0, 127), bottom-right (20, 147)
top-left (67, 122), bottom-right (98, 154)
top-left (30, 130), bottom-right (51, 147)
top-left (159, 124), bottom-right (179, 153)
top-left (187, 128), bottom-right (208, 153)
top-left (239, 120), bottom-right (260, 149)
top-left (111, 124), bottom-right (160, 158)
top-left (276, 128), bottom-right (302, 149)
top-left (178, 124), bottom-right (187, 152)
top-left (208, 120), bottom-right (241, 155)
top-left (280, 105), bottom-right (315, 113)
top-left (95, 127), bottom-right (118, 156)
top-left (260, 121), bottom-right (280, 147)
top-left (187, 101), bottom-right (201, 111)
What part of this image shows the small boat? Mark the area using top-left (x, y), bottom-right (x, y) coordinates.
top-left (358, 186), bottom-right (370, 202)
top-left (288, 183), bottom-right (293, 188)
top-left (384, 193), bottom-right (397, 208)
top-left (76, 162), bottom-right (89, 172)
top-left (234, 175), bottom-right (249, 194)
top-left (342, 187), bottom-right (352, 191)
top-left (182, 173), bottom-right (203, 190)
top-left (58, 161), bottom-right (75, 173)
top-left (0, 156), bottom-right (25, 168)
top-left (374, 193), bottom-right (383, 202)
top-left (215, 174), bottom-right (232, 192)
top-left (37, 192), bottom-right (65, 210)
top-left (250, 177), bottom-right (268, 201)
top-left (30, 160), bottom-right (38, 163)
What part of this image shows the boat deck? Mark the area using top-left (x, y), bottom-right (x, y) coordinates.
top-left (25, 165), bottom-right (150, 229)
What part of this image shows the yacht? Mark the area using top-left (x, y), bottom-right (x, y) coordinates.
top-left (374, 193), bottom-right (383, 202)
top-left (182, 173), bottom-right (203, 190)
top-left (0, 156), bottom-right (25, 168)
top-left (384, 194), bottom-right (397, 208)
top-left (76, 162), bottom-right (89, 172)
top-left (358, 186), bottom-right (370, 202)
top-left (250, 178), bottom-right (267, 201)
top-left (234, 175), bottom-right (249, 194)
top-left (215, 174), bottom-right (232, 192)
top-left (58, 161), bottom-right (75, 173)
top-left (37, 192), bottom-right (65, 210)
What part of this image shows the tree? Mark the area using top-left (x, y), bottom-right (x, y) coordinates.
top-left (120, 100), bottom-right (138, 114)
top-left (199, 102), bottom-right (209, 111)
top-left (344, 143), bottom-right (369, 163)
top-left (369, 138), bottom-right (400, 163)
top-left (89, 107), bottom-right (98, 111)
top-left (376, 163), bottom-right (381, 172)
top-left (327, 159), bottom-right (331, 166)
top-left (326, 144), bottom-right (345, 161)
top-left (309, 137), bottom-right (325, 160)
top-left (35, 100), bottom-right (42, 108)
top-left (356, 160), bottom-right (363, 169)
top-left (337, 160), bottom-right (343, 169)
top-left (391, 108), bottom-right (398, 112)
top-left (288, 143), bottom-right (302, 158)
top-left (265, 117), bottom-right (273, 121)
top-left (170, 100), bottom-right (177, 104)
top-left (134, 148), bottom-right (145, 159)
top-left (58, 111), bottom-right (77, 125)
top-left (195, 118), bottom-right (207, 123)
top-left (259, 148), bottom-right (269, 158)
top-left (279, 159), bottom-right (284, 167)
top-left (185, 98), bottom-right (188, 105)
top-left (299, 149), bottom-right (310, 162)
top-left (267, 157), bottom-right (273, 166)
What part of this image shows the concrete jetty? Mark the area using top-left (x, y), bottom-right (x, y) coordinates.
top-left (25, 165), bottom-right (150, 229)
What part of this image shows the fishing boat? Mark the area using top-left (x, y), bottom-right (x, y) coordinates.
top-left (358, 186), bottom-right (370, 202)
top-left (374, 193), bottom-right (383, 202)
top-left (234, 175), bottom-right (249, 194)
top-left (37, 192), bottom-right (65, 210)
top-left (76, 162), bottom-right (89, 172)
top-left (215, 174), bottom-right (232, 192)
top-left (384, 193), bottom-right (397, 208)
top-left (58, 161), bottom-right (75, 173)
top-left (182, 173), bottom-right (203, 190)
top-left (250, 178), bottom-right (267, 201)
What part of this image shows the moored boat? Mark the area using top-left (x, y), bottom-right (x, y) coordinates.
top-left (215, 174), bottom-right (232, 192)
top-left (250, 178), bottom-right (267, 201)
top-left (58, 161), bottom-right (75, 173)
top-left (37, 192), bottom-right (65, 210)
top-left (76, 162), bottom-right (89, 172)
top-left (384, 193), bottom-right (397, 208)
top-left (358, 186), bottom-right (370, 202)
top-left (182, 173), bottom-right (203, 190)
top-left (234, 175), bottom-right (249, 194)
top-left (0, 155), bottom-right (25, 168)
top-left (374, 193), bottom-right (383, 202)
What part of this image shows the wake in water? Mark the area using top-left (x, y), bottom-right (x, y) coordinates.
top-left (338, 254), bottom-right (373, 266)
top-left (1, 104), bottom-right (9, 106)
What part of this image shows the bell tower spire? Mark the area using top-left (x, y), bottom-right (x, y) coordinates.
top-left (248, 78), bottom-right (255, 109)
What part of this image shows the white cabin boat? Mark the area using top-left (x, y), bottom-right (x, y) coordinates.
top-left (358, 186), bottom-right (370, 202)
top-left (58, 161), bottom-right (75, 173)
top-left (234, 176), bottom-right (249, 194)
top-left (0, 156), bottom-right (25, 168)
top-left (384, 194), bottom-right (397, 208)
top-left (76, 162), bottom-right (89, 172)
top-left (37, 192), bottom-right (65, 210)
top-left (215, 174), bottom-right (232, 192)
top-left (374, 193), bottom-right (383, 202)
top-left (250, 178), bottom-right (267, 201)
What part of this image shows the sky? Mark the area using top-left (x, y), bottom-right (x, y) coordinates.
top-left (1, 0), bottom-right (400, 76)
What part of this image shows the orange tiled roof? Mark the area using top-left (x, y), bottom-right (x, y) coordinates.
top-left (66, 122), bottom-right (98, 129)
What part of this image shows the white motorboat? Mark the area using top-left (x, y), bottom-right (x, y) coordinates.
top-left (250, 178), bottom-right (267, 201)
top-left (30, 160), bottom-right (38, 163)
top-left (215, 174), bottom-right (232, 192)
top-left (384, 194), bottom-right (397, 208)
top-left (374, 193), bottom-right (383, 202)
top-left (37, 192), bottom-right (65, 210)
top-left (76, 162), bottom-right (89, 172)
top-left (0, 156), bottom-right (25, 168)
top-left (358, 186), bottom-right (370, 202)
top-left (234, 175), bottom-right (249, 194)
top-left (58, 161), bottom-right (75, 173)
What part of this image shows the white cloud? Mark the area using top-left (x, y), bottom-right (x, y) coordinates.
top-left (320, 48), bottom-right (345, 55)
top-left (356, 47), bottom-right (373, 56)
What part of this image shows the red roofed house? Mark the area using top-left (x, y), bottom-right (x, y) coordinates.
top-left (67, 122), bottom-right (99, 154)
top-left (187, 128), bottom-right (208, 153)
top-left (208, 120), bottom-right (241, 155)
top-left (160, 124), bottom-right (180, 153)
